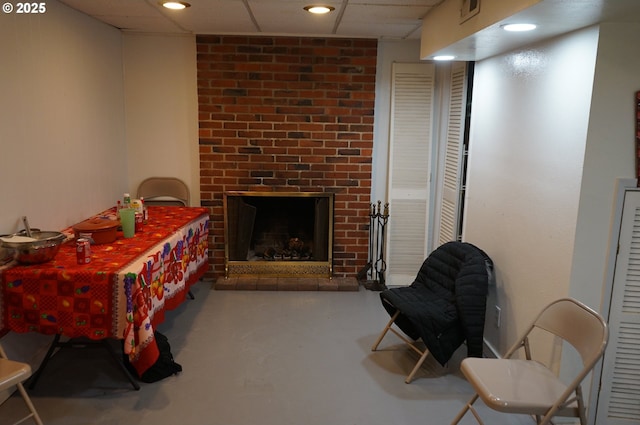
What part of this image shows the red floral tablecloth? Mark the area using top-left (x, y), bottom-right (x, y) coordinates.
top-left (0, 206), bottom-right (209, 376)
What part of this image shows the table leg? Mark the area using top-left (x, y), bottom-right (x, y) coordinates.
top-left (28, 335), bottom-right (140, 391)
top-left (101, 339), bottom-right (140, 391)
top-left (28, 334), bottom-right (62, 389)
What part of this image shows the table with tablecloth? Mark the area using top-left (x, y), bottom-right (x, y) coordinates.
top-left (0, 206), bottom-right (209, 379)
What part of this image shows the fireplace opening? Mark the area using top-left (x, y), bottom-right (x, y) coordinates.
top-left (223, 192), bottom-right (334, 277)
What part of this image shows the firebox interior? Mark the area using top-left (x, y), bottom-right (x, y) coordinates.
top-left (224, 192), bottom-right (334, 277)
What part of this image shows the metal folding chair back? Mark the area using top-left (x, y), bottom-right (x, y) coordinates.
top-left (451, 297), bottom-right (608, 425)
top-left (0, 343), bottom-right (44, 425)
top-left (137, 177), bottom-right (190, 206)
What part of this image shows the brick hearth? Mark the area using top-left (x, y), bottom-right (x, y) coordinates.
top-left (214, 276), bottom-right (359, 291)
top-left (197, 35), bottom-right (377, 284)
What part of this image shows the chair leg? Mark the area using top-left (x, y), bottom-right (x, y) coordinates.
top-left (576, 385), bottom-right (587, 425)
top-left (372, 311), bottom-right (432, 383)
top-left (451, 394), bottom-right (481, 425)
top-left (371, 311), bottom-right (400, 351)
top-left (15, 382), bottom-right (43, 425)
top-left (405, 349), bottom-right (429, 384)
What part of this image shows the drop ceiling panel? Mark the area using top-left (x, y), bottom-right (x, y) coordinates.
top-left (339, 4), bottom-right (429, 38)
top-left (60, 0), bottom-right (157, 16)
top-left (171, 0), bottom-right (259, 34)
top-left (104, 16), bottom-right (183, 32)
top-left (60, 0), bottom-right (184, 32)
top-left (250, 0), bottom-right (338, 35)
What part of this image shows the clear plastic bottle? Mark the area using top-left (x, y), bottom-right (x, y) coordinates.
top-left (123, 193), bottom-right (131, 209)
top-left (140, 196), bottom-right (148, 223)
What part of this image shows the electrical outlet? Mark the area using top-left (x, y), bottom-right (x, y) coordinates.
top-left (494, 305), bottom-right (501, 328)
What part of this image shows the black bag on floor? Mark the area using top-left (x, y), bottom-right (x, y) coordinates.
top-left (124, 331), bottom-right (183, 383)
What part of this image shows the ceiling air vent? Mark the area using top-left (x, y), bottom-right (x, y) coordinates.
top-left (460, 0), bottom-right (480, 23)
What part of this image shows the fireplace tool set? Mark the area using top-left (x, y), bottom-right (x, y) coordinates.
top-left (359, 201), bottom-right (389, 291)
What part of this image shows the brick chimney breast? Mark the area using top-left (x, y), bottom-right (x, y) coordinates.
top-left (197, 35), bottom-right (377, 280)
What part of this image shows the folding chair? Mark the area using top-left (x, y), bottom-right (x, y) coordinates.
top-left (0, 343), bottom-right (44, 425)
top-left (137, 177), bottom-right (190, 207)
top-left (371, 241), bottom-right (493, 383)
top-left (451, 297), bottom-right (608, 425)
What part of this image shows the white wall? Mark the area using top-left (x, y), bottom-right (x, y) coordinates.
top-left (569, 23), bottom-right (640, 308)
top-left (0, 0), bottom-right (127, 391)
top-left (0, 6), bottom-right (201, 238)
top-left (0, 0), bottom-right (126, 233)
top-left (464, 26), bottom-right (600, 356)
top-left (122, 33), bottom-right (200, 205)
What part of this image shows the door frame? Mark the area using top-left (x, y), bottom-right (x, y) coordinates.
top-left (590, 177), bottom-right (639, 425)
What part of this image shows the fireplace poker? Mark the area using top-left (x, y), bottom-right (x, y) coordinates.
top-left (362, 201), bottom-right (389, 291)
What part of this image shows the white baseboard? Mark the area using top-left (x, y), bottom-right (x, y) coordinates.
top-left (482, 338), bottom-right (500, 358)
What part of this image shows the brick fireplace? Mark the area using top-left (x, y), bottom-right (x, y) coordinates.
top-left (196, 35), bottom-right (377, 283)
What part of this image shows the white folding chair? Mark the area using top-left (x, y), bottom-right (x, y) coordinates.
top-left (451, 297), bottom-right (608, 425)
top-left (0, 343), bottom-right (44, 425)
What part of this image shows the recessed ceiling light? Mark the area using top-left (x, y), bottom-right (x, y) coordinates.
top-left (160, 1), bottom-right (191, 10)
top-left (502, 23), bottom-right (537, 32)
top-left (304, 5), bottom-right (335, 14)
top-left (433, 55), bottom-right (455, 61)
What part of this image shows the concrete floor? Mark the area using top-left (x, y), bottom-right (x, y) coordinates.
top-left (0, 282), bottom-right (534, 425)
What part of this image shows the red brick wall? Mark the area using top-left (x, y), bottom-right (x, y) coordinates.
top-left (196, 35), bottom-right (377, 279)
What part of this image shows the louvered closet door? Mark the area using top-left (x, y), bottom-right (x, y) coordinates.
top-left (435, 62), bottom-right (467, 247)
top-left (595, 189), bottom-right (640, 424)
top-left (385, 62), bottom-right (435, 287)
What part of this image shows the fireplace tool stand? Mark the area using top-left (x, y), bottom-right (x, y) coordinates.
top-left (359, 201), bottom-right (389, 291)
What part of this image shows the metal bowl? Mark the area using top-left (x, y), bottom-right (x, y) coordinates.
top-left (0, 231), bottom-right (67, 264)
top-left (0, 246), bottom-right (16, 266)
